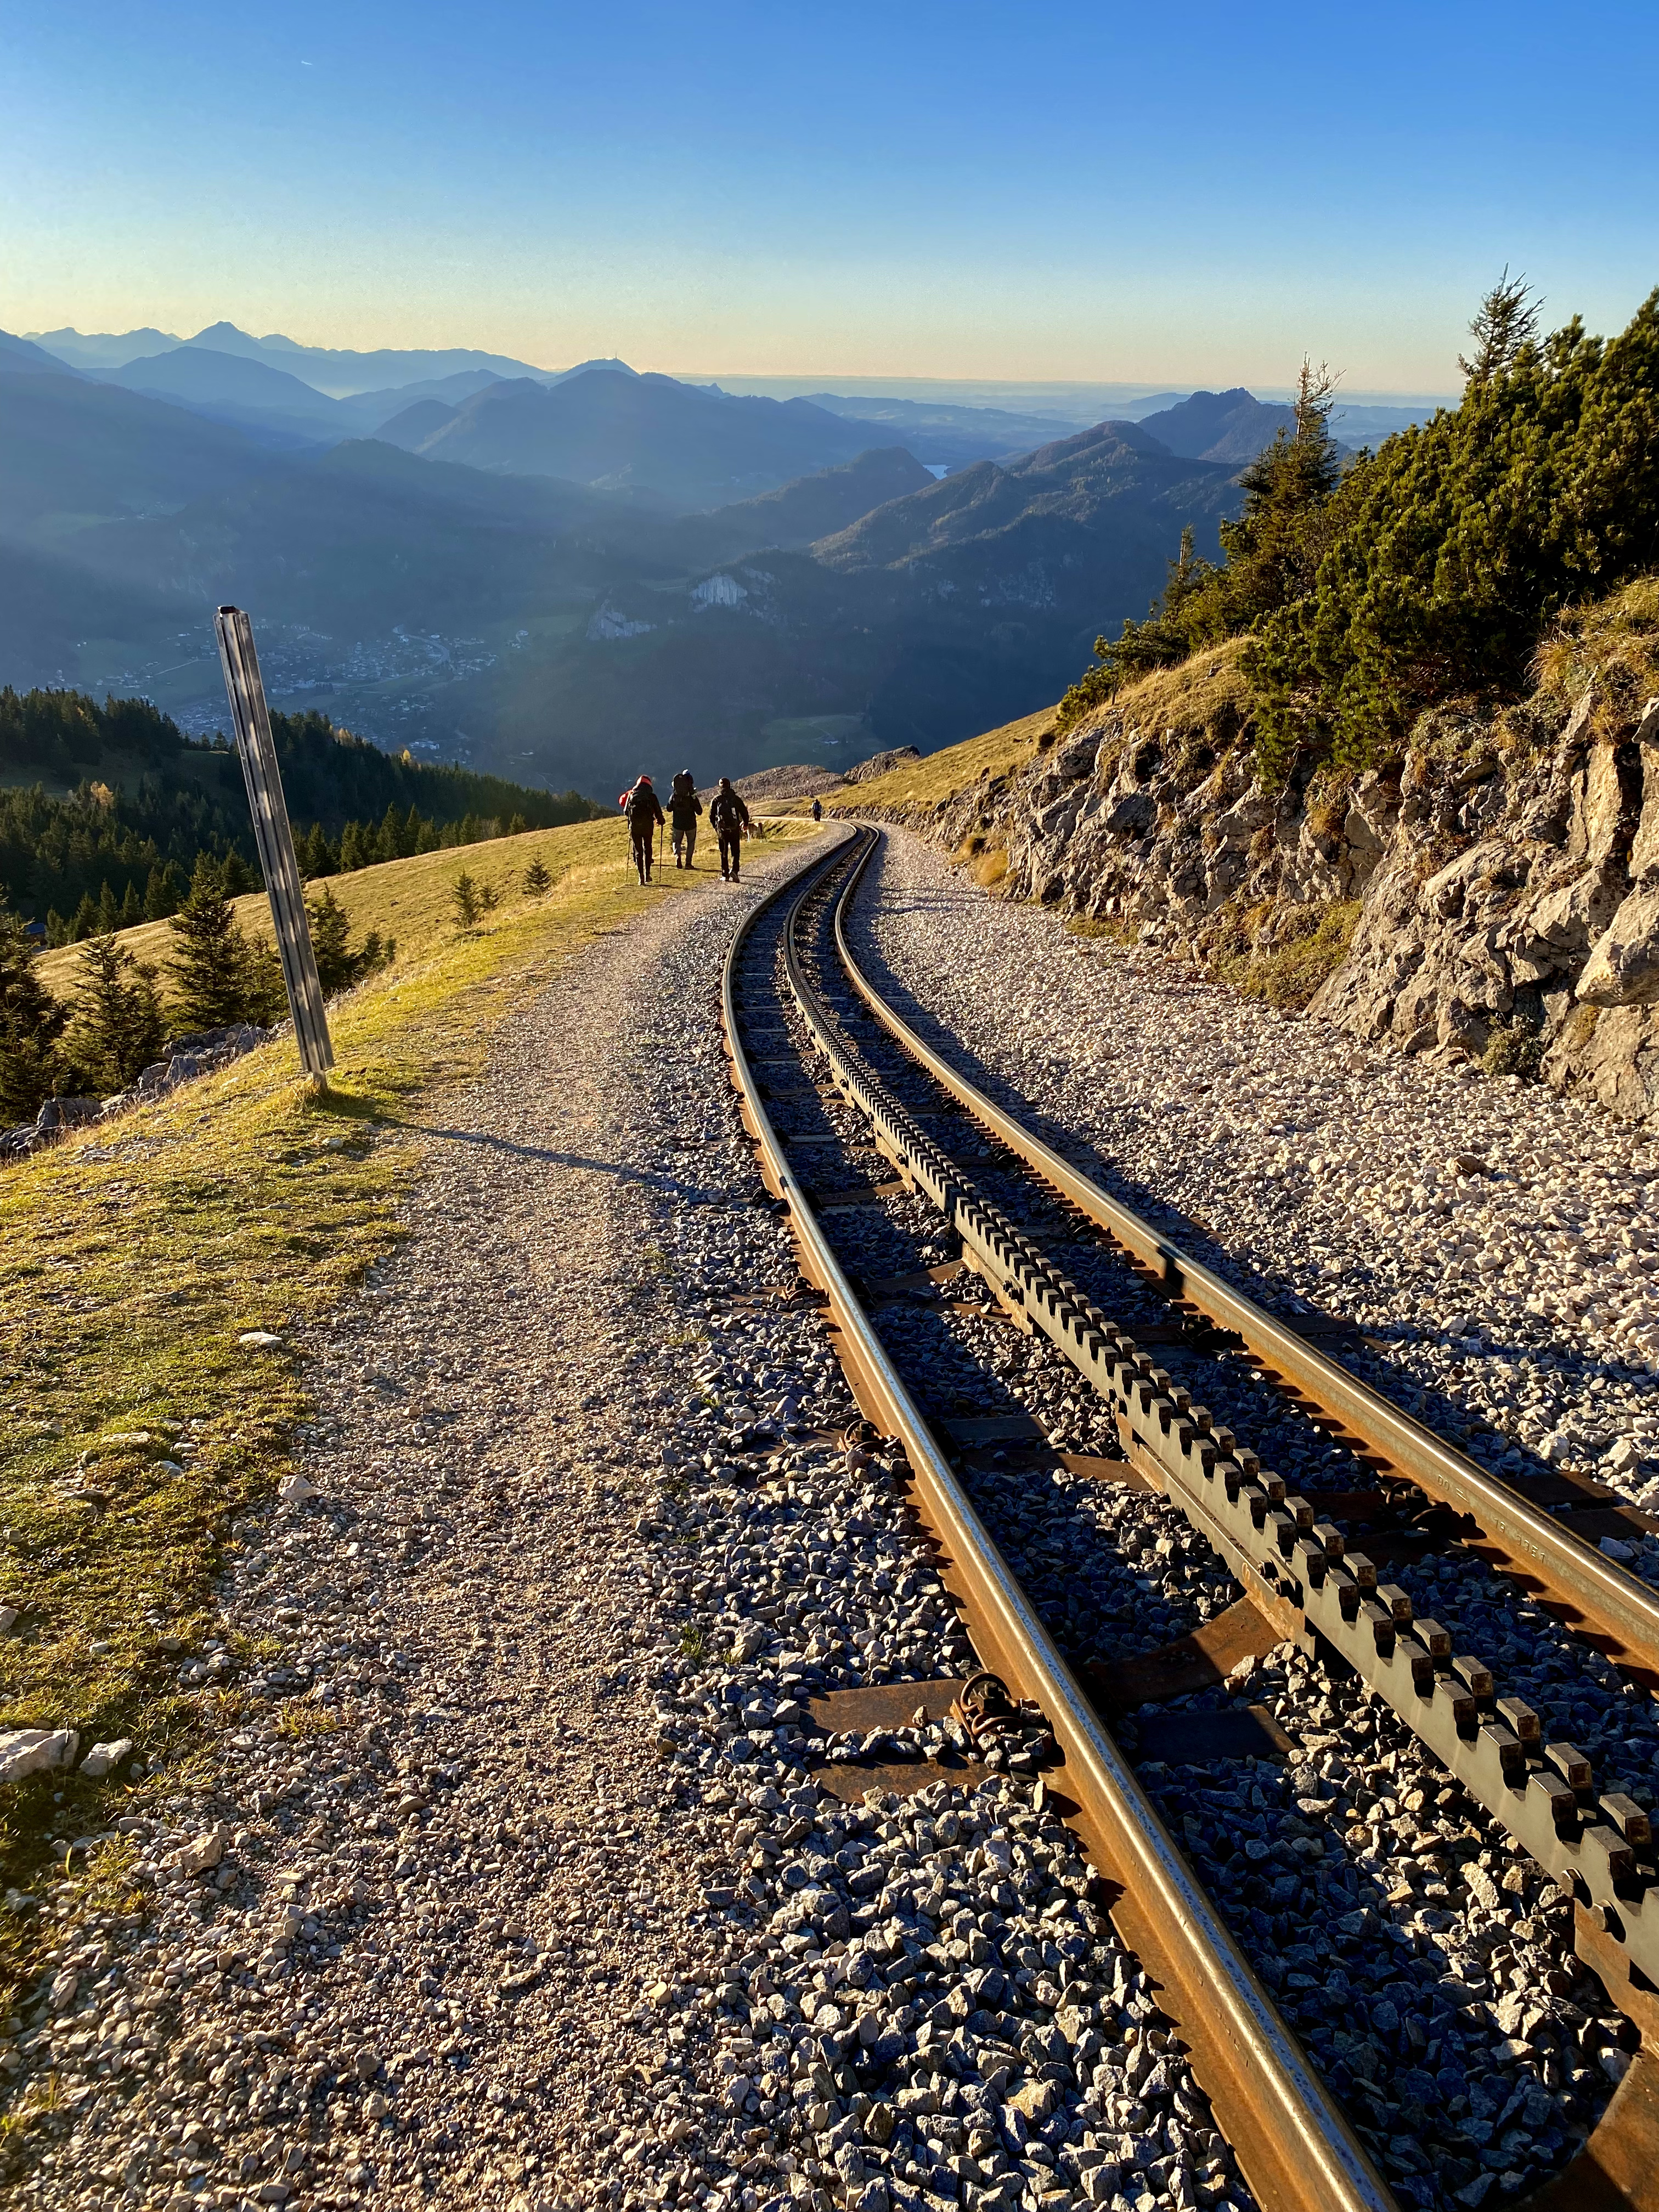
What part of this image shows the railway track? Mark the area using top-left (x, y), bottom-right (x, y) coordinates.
top-left (719, 826), bottom-right (1659, 2212)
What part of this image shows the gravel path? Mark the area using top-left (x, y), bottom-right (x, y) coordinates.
top-left (16, 823), bottom-right (1651, 2212)
top-left (13, 839), bottom-right (834, 2212)
top-left (11, 836), bottom-right (1240, 2212)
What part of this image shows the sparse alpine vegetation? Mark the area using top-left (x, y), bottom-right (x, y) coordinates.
top-left (1056, 281), bottom-right (1659, 785)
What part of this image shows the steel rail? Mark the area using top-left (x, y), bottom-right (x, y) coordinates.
top-left (723, 829), bottom-right (1397, 2212)
top-left (829, 830), bottom-right (1659, 1688)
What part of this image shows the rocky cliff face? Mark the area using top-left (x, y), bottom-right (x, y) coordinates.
top-left (912, 656), bottom-right (1659, 1125)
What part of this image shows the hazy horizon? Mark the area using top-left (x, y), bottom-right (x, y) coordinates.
top-left (7, 0), bottom-right (1655, 393)
top-left (11, 328), bottom-right (1463, 410)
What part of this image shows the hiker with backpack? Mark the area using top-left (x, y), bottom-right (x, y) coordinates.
top-left (668, 770), bottom-right (703, 868)
top-left (619, 774), bottom-right (665, 885)
top-left (709, 778), bottom-right (752, 882)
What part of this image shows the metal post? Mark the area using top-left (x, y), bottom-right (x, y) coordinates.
top-left (213, 605), bottom-right (335, 1088)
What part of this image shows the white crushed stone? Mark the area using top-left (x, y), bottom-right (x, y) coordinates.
top-left (5, 838), bottom-right (1244, 2212)
top-left (851, 830), bottom-right (1659, 1532)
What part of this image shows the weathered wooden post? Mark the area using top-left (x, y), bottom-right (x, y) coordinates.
top-left (212, 605), bottom-right (335, 1090)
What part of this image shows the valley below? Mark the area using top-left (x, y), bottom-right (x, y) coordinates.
top-left (0, 329), bottom-right (1328, 795)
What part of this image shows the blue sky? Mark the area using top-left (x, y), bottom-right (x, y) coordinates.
top-left (4, 0), bottom-right (1655, 391)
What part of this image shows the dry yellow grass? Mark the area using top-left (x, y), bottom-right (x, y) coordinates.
top-left (1086, 637), bottom-right (1251, 737)
top-left (37, 816), bottom-right (766, 1006)
top-left (813, 706), bottom-right (1058, 820)
top-left (1, 813), bottom-right (812, 2006)
top-left (1532, 573), bottom-right (1659, 736)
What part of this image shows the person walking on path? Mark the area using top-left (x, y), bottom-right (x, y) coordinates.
top-left (619, 774), bottom-right (665, 885)
top-left (709, 778), bottom-right (752, 882)
top-left (668, 769), bottom-right (703, 868)
top-left (811, 797), bottom-right (823, 823)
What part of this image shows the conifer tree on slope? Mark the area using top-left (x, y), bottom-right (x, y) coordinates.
top-left (304, 884), bottom-right (392, 994)
top-left (0, 893), bottom-right (65, 1121)
top-left (167, 860), bottom-right (256, 1032)
top-left (65, 936), bottom-right (165, 1094)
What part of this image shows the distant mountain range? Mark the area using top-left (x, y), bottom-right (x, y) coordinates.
top-left (1, 315), bottom-right (1445, 797)
top-left (377, 370), bottom-right (912, 509)
top-left (1136, 388), bottom-right (1298, 464)
top-left (25, 321), bottom-right (576, 395)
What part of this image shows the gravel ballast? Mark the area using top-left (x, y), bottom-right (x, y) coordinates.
top-left (849, 831), bottom-right (1659, 1529)
top-left (8, 838), bottom-right (1242, 2212)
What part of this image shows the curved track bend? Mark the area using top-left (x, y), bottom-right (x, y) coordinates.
top-left (721, 826), bottom-right (1659, 2212)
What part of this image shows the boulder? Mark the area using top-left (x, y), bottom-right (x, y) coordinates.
top-left (34, 1096), bottom-right (101, 1133)
top-left (1579, 888), bottom-right (1659, 1006)
top-left (1103, 792), bottom-right (1155, 837)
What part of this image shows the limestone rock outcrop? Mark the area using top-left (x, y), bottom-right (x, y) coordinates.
top-left (906, 683), bottom-right (1659, 1124)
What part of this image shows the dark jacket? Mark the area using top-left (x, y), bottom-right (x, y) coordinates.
top-left (622, 782), bottom-right (664, 832)
top-left (709, 789), bottom-right (752, 834)
top-left (669, 774), bottom-right (703, 825)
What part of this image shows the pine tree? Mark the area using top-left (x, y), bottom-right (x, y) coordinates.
top-left (189, 849), bottom-right (227, 900)
top-left (96, 879), bottom-right (121, 933)
top-left (306, 885), bottom-right (392, 994)
top-left (120, 880), bottom-right (143, 927)
top-left (452, 872), bottom-right (481, 928)
top-left (64, 937), bottom-right (165, 1093)
top-left (339, 820), bottom-right (371, 872)
top-left (245, 940), bottom-right (290, 1028)
top-left (507, 813), bottom-right (528, 838)
top-left (376, 802), bottom-right (404, 862)
top-left (1459, 269), bottom-right (1541, 383)
top-left (167, 877), bottom-right (254, 1032)
top-left (416, 815), bottom-right (443, 854)
top-left (522, 856), bottom-right (552, 896)
top-left (1250, 286), bottom-right (1659, 770)
top-left (297, 823), bottom-right (339, 878)
top-left (144, 861), bottom-right (187, 919)
top-left (70, 892), bottom-right (99, 941)
top-left (0, 892), bottom-right (66, 1120)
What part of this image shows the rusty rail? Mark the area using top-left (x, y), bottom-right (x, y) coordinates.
top-left (831, 830), bottom-right (1659, 1687)
top-left (721, 830), bottom-right (1397, 2212)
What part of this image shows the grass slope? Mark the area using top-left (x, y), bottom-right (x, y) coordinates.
top-left (817, 704), bottom-right (1058, 819)
top-left (35, 815), bottom-right (679, 1005)
top-left (0, 817), bottom-right (806, 2009)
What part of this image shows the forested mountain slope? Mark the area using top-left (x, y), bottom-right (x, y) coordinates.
top-left (0, 687), bottom-right (599, 928)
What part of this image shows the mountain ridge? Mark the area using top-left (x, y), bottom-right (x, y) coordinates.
top-left (0, 331), bottom-right (85, 380)
top-left (400, 369), bottom-right (894, 510)
top-left (0, 328), bottom-right (1255, 794)
top-left (104, 345), bottom-right (346, 436)
top-left (1136, 386), bottom-right (1298, 464)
